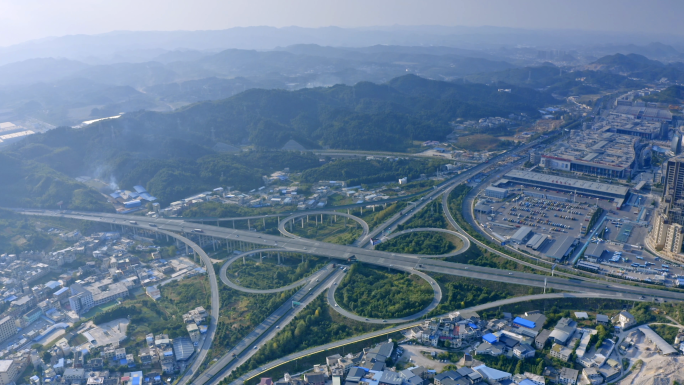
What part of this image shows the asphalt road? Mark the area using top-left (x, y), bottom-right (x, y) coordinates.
top-left (229, 291), bottom-right (643, 385)
top-left (355, 139), bottom-right (546, 246)
top-left (19, 133), bottom-right (677, 384)
top-left (196, 266), bottom-right (344, 385)
top-left (17, 210), bottom-right (684, 303)
top-left (151, 229), bottom-right (219, 385)
top-left (442, 159), bottom-right (638, 285)
top-left (327, 266), bottom-right (442, 324)
top-left (278, 211), bottom-right (370, 246)
top-left (379, 227), bottom-right (470, 258)
top-left (218, 248), bottom-right (320, 294)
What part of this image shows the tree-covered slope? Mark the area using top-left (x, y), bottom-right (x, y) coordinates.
top-left (0, 152), bottom-right (110, 211)
top-left (1, 74), bottom-right (556, 208)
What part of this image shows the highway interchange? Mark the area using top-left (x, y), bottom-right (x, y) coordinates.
top-left (12, 135), bottom-right (684, 385)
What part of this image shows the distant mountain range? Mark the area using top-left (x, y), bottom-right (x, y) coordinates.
top-left (0, 74), bottom-right (557, 209)
top-left (0, 45), bottom-right (516, 125)
top-left (2, 26), bottom-right (684, 66)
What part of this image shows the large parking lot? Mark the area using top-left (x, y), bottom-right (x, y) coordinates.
top-left (475, 186), bottom-right (653, 264)
top-left (585, 222), bottom-right (684, 286)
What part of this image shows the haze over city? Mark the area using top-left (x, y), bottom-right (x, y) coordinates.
top-left (1, 0), bottom-right (684, 47)
top-left (1, 2), bottom-right (684, 385)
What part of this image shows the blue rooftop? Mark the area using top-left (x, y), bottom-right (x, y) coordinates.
top-left (133, 185), bottom-right (147, 193)
top-left (513, 317), bottom-right (536, 329)
top-left (520, 380), bottom-right (537, 385)
top-left (483, 333), bottom-right (498, 344)
top-left (468, 323), bottom-right (479, 329)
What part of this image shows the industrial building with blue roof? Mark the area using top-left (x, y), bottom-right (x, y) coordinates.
top-left (512, 317), bottom-right (536, 329)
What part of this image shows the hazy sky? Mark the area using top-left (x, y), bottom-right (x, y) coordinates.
top-left (1, 0), bottom-right (683, 47)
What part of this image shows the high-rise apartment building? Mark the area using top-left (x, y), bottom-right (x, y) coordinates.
top-left (0, 317), bottom-right (16, 344)
top-left (663, 155), bottom-right (684, 205)
top-left (649, 155), bottom-right (684, 261)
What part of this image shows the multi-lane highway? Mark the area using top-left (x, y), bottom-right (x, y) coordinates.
top-left (326, 266), bottom-right (442, 324)
top-left (378, 227), bottom-right (470, 258)
top-left (229, 291), bottom-right (645, 385)
top-left (147, 229), bottom-right (219, 385)
top-left (278, 211), bottom-right (370, 246)
top-left (18, 209), bottom-right (684, 302)
top-left (219, 248), bottom-right (312, 294)
top-left (196, 266), bottom-right (344, 385)
top-left (16, 133), bottom-right (683, 385)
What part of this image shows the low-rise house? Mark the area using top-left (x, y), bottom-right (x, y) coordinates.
top-left (304, 373), bottom-right (326, 385)
top-left (379, 371), bottom-right (403, 385)
top-left (457, 367), bottom-right (482, 383)
top-left (522, 372), bottom-right (545, 385)
top-left (535, 330), bottom-right (551, 350)
top-left (558, 368), bottom-right (579, 385)
top-left (513, 343), bottom-right (536, 359)
top-left (582, 368), bottom-right (603, 385)
top-left (615, 311), bottom-right (635, 329)
top-left (64, 368), bottom-right (85, 383)
top-left (550, 343), bottom-right (573, 362)
top-left (85, 358), bottom-right (104, 371)
top-left (187, 324), bottom-right (200, 342)
top-left (598, 366), bottom-right (620, 383)
top-left (434, 371), bottom-right (461, 385)
top-left (473, 365), bottom-right (511, 383)
top-left (325, 354), bottom-right (341, 367)
top-left (475, 341), bottom-right (504, 357)
top-left (114, 348), bottom-right (126, 361)
top-left (549, 318), bottom-right (577, 345)
top-left (542, 367), bottom-right (559, 384)
top-left (182, 307), bottom-right (208, 325)
top-left (595, 315), bottom-right (609, 325)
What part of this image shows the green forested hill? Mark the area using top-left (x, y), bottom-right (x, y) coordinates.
top-left (641, 85), bottom-right (684, 104)
top-left (112, 74), bottom-right (555, 151)
top-left (1, 74), bottom-right (556, 208)
top-left (0, 152), bottom-right (110, 211)
top-left (467, 64), bottom-right (643, 96)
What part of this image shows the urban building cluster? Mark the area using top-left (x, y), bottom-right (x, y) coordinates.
top-left (109, 186), bottom-right (158, 214)
top-left (449, 117), bottom-right (517, 131)
top-left (152, 163), bottom-right (462, 218)
top-left (265, 308), bottom-right (664, 385)
top-left (0, 224), bottom-right (206, 362)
